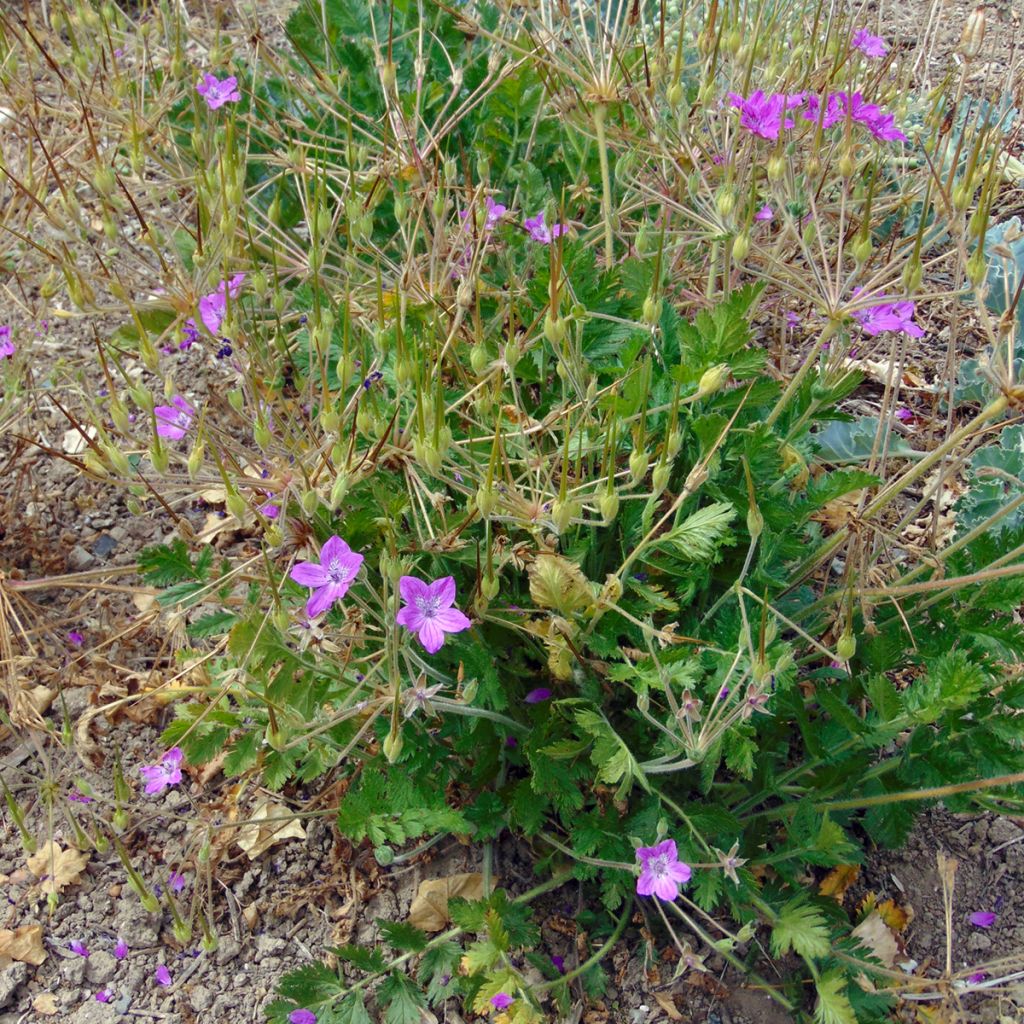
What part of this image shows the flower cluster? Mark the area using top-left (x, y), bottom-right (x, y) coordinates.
top-left (289, 536), bottom-right (472, 653)
top-left (729, 88), bottom-right (907, 144)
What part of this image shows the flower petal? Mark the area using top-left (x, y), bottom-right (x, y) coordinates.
top-left (396, 604), bottom-right (425, 632)
top-left (428, 576), bottom-right (457, 609)
top-left (399, 575), bottom-right (429, 605)
top-left (417, 618), bottom-right (446, 654)
top-left (291, 561), bottom-right (330, 587)
top-left (306, 585), bottom-right (338, 618)
top-left (319, 535), bottom-right (347, 565)
top-left (434, 607), bottom-right (471, 634)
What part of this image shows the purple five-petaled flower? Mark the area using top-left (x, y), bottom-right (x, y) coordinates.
top-left (754, 204), bottom-right (773, 222)
top-left (139, 747), bottom-right (184, 795)
top-left (851, 290), bottom-right (924, 338)
top-left (288, 1011), bottom-right (317, 1024)
top-left (198, 273), bottom-right (246, 335)
top-left (154, 965), bottom-right (172, 986)
top-left (524, 212), bottom-right (568, 244)
top-left (69, 940), bottom-right (90, 958)
top-left (154, 395), bottom-right (195, 440)
top-left (635, 838), bottom-right (692, 902)
top-left (289, 535), bottom-right (364, 618)
top-left (196, 73), bottom-right (241, 110)
top-left (396, 576), bottom-right (471, 654)
top-left (490, 993), bottom-right (513, 1010)
top-left (852, 29), bottom-right (888, 59)
top-left (727, 90), bottom-right (802, 140)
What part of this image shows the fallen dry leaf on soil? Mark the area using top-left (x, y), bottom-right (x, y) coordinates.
top-left (31, 993), bottom-right (59, 1016)
top-left (61, 425), bottom-right (97, 454)
top-left (851, 911), bottom-right (899, 970)
top-left (819, 864), bottom-right (860, 902)
top-left (26, 841), bottom-right (90, 895)
top-left (653, 991), bottom-right (683, 1019)
top-left (235, 799), bottom-right (307, 860)
top-left (0, 924), bottom-right (47, 967)
top-left (0, 684), bottom-right (55, 741)
top-left (408, 872), bottom-right (486, 932)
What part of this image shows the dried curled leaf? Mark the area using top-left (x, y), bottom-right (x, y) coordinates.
top-left (234, 799), bottom-right (307, 860)
top-left (528, 554), bottom-right (594, 616)
top-left (0, 924), bottom-right (47, 967)
top-left (26, 842), bottom-right (89, 895)
top-left (408, 872), bottom-right (486, 932)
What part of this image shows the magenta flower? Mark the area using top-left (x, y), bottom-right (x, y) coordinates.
top-left (969, 911), bottom-right (996, 928)
top-left (69, 940), bottom-right (90, 957)
top-left (895, 407), bottom-right (913, 422)
top-left (114, 939), bottom-right (129, 960)
top-left (196, 73), bottom-right (241, 110)
top-left (168, 872), bottom-right (186, 893)
top-left (490, 993), bottom-right (514, 1010)
top-left (967, 971), bottom-right (988, 984)
top-left (851, 292), bottom-right (924, 337)
top-left (524, 212), bottom-right (568, 244)
top-left (139, 747), bottom-right (184, 795)
top-left (154, 964), bottom-right (172, 986)
top-left (852, 29), bottom-right (888, 58)
top-left (0, 325), bottom-right (13, 359)
top-left (289, 536), bottom-right (364, 618)
top-left (154, 395), bottom-right (195, 440)
top-left (461, 196), bottom-right (507, 231)
top-left (754, 204), bottom-right (773, 222)
top-left (67, 630), bottom-right (84, 646)
top-left (260, 502), bottom-right (280, 519)
top-left (180, 318), bottom-right (200, 350)
top-left (396, 576), bottom-right (472, 654)
top-left (802, 92), bottom-right (845, 129)
top-left (524, 688), bottom-right (552, 704)
top-left (95, 989), bottom-right (114, 1003)
top-left (289, 1011), bottom-right (317, 1024)
top-left (198, 273), bottom-right (246, 335)
top-left (727, 90), bottom-right (800, 140)
top-left (69, 789), bottom-right (94, 804)
top-left (635, 838), bottom-right (692, 901)
top-left (838, 92), bottom-right (907, 143)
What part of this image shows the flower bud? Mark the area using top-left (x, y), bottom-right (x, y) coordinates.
top-left (746, 502), bottom-right (763, 540)
top-left (551, 498), bottom-right (578, 534)
top-left (544, 312), bottom-right (567, 344)
top-left (902, 260), bottom-right (922, 295)
top-left (481, 574), bottom-right (500, 600)
top-left (697, 363), bottom-right (730, 399)
top-left (470, 344), bottom-right (488, 375)
top-left (957, 5), bottom-right (985, 60)
top-left (641, 294), bottom-right (662, 325)
top-left (320, 407), bottom-right (340, 433)
top-left (715, 188), bottom-right (736, 219)
top-left (836, 630), bottom-right (856, 661)
top-left (200, 930), bottom-right (218, 953)
top-left (254, 422), bottom-right (272, 449)
top-left (852, 235), bottom-right (872, 264)
top-left (265, 525), bottom-right (283, 547)
top-left (629, 447), bottom-right (649, 483)
top-left (725, 28), bottom-right (742, 54)
top-left (420, 442), bottom-right (442, 475)
top-left (966, 249), bottom-right (988, 287)
top-left (374, 845), bottom-right (395, 866)
top-left (110, 399), bottom-right (130, 433)
top-left (476, 486), bottom-right (497, 518)
top-left (301, 489), bottom-right (319, 515)
top-left (732, 232), bottom-right (750, 261)
top-left (226, 493), bottom-right (247, 521)
top-left (599, 490), bottom-right (619, 523)
top-left (382, 731), bottom-right (403, 763)
top-left (767, 155), bottom-right (785, 181)
top-left (666, 82), bottom-right (684, 108)
top-left (456, 278), bottom-right (474, 309)
top-left (92, 165), bottom-right (116, 196)
top-left (149, 444), bottom-right (169, 474)
top-left (838, 148), bottom-right (856, 178)
top-left (666, 429), bottom-right (683, 458)
top-left (330, 471), bottom-right (349, 509)
top-left (652, 462), bottom-right (670, 494)
top-left (103, 443), bottom-right (131, 477)
top-left (227, 389), bottom-right (244, 413)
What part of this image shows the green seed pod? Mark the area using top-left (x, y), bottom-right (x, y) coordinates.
top-left (697, 363), bottom-right (730, 398)
top-left (666, 429), bottom-right (683, 458)
top-left (470, 344), bottom-right (488, 375)
top-left (666, 82), bottom-right (684, 108)
top-left (725, 28), bottom-right (742, 53)
top-left (836, 630), bottom-right (856, 661)
top-left (266, 727), bottom-right (286, 751)
top-left (715, 188), bottom-right (736, 219)
top-left (420, 443), bottom-right (442, 475)
top-left (320, 408), bottom-right (341, 433)
top-left (476, 486), bottom-right (497, 518)
top-left (382, 731), bottom-right (403, 763)
top-left (852, 235), bottom-right (872, 264)
top-left (254, 423), bottom-right (272, 449)
top-left (544, 312), bottom-right (567, 344)
top-left (252, 270), bottom-right (267, 296)
top-left (92, 166), bottom-right (116, 196)
top-left (374, 845), bottom-right (395, 866)
top-left (265, 525), bottom-right (283, 547)
top-left (273, 607), bottom-right (290, 632)
top-left (227, 389), bottom-right (244, 413)
top-left (149, 444), bottom-right (169, 474)
top-left (966, 249), bottom-right (987, 287)
top-left (652, 462), bottom-right (670, 494)
top-left (732, 232), bottom-right (750, 261)
top-left (747, 502), bottom-right (764, 540)
top-left (551, 498), bottom-right (578, 534)
top-left (902, 260), bottom-right (922, 295)
top-left (481, 574), bottom-right (500, 600)
top-left (226, 493), bottom-right (247, 520)
top-left (629, 448), bottom-right (649, 483)
top-left (641, 294), bottom-right (663, 325)
top-left (110, 399), bottom-right (130, 434)
top-left (301, 489), bottom-right (319, 515)
top-left (330, 471), bottom-right (349, 509)
top-left (838, 148), bottom-right (856, 178)
top-left (104, 444), bottom-right (131, 477)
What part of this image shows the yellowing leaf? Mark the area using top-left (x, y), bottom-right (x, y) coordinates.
top-left (408, 872), bottom-right (486, 932)
top-left (528, 554), bottom-right (594, 616)
top-left (0, 924), bottom-right (47, 967)
top-left (819, 864), bottom-right (859, 903)
top-left (234, 799), bottom-right (307, 860)
top-left (654, 991), bottom-right (683, 1019)
top-left (851, 912), bottom-right (899, 970)
top-left (876, 898), bottom-right (912, 932)
top-left (26, 842), bottom-right (89, 895)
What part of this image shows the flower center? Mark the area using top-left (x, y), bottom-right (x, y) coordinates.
top-left (415, 595), bottom-right (441, 619)
top-left (327, 558), bottom-right (351, 584)
top-left (650, 854), bottom-right (670, 878)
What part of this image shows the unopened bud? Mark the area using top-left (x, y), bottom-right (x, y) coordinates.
top-left (470, 344), bottom-right (488, 375)
top-left (321, 408), bottom-right (341, 433)
top-left (254, 423), bottom-right (272, 448)
top-left (652, 462), bottom-right (670, 494)
top-left (476, 486), bottom-right (497, 518)
top-left (767, 154), bottom-right (785, 182)
top-left (92, 166), bottom-right (116, 196)
top-left (838, 149), bottom-right (856, 178)
top-left (330, 471), bottom-right (349, 509)
top-left (481, 574), bottom-right (500, 600)
top-left (110, 400), bottom-right (130, 433)
top-left (227, 389), bottom-right (244, 413)
top-left (966, 249), bottom-right (987, 287)
top-left (715, 188), bottom-right (736, 219)
top-left (697, 363), bottom-right (730, 399)
top-left (666, 82), bottom-right (684, 108)
top-left (902, 260), bottom-right (922, 295)
top-left (599, 490), bottom-right (620, 522)
top-left (301, 489), bottom-right (319, 515)
top-left (641, 294), bottom-right (662, 325)
top-left (148, 444), bottom-right (168, 474)
top-left (836, 630), bottom-right (856, 661)
top-left (551, 498), bottom-right (578, 534)
top-left (226, 493), bottom-right (247, 521)
top-left (852, 235), bottom-right (872, 264)
top-left (747, 502), bottom-right (764, 539)
top-left (420, 442), bottom-right (442, 475)
top-left (544, 313), bottom-right (567, 344)
top-left (629, 448), bottom-right (649, 483)
top-left (732, 232), bottom-right (750, 261)
top-left (382, 731), bottom-right (403, 763)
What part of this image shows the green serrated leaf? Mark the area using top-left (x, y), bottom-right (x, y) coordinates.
top-left (771, 899), bottom-right (832, 960)
top-left (377, 920), bottom-right (428, 953)
top-left (814, 970), bottom-right (857, 1024)
top-left (379, 971), bottom-right (427, 1024)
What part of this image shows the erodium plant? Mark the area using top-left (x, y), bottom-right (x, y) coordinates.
top-left (3, 0), bottom-right (1024, 1021)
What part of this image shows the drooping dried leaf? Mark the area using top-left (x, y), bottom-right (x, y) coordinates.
top-left (0, 924), bottom-right (47, 966)
top-left (528, 554), bottom-right (594, 616)
top-left (653, 991), bottom-right (683, 1019)
top-left (851, 911), bottom-right (899, 972)
top-left (819, 864), bottom-right (860, 903)
top-left (234, 799), bottom-right (307, 860)
top-left (408, 872), bottom-right (486, 932)
top-left (26, 841), bottom-right (90, 894)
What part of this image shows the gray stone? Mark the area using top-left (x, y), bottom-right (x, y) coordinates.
top-left (67, 545), bottom-right (96, 571)
top-left (0, 962), bottom-right (28, 1010)
top-left (84, 951), bottom-right (117, 985)
top-left (113, 904), bottom-right (161, 946)
top-left (60, 955), bottom-right (88, 985)
top-left (967, 932), bottom-right (992, 952)
top-left (92, 534), bottom-right (119, 558)
top-left (69, 999), bottom-right (120, 1024)
top-left (255, 934), bottom-right (285, 957)
top-left (215, 936), bottom-right (241, 965)
top-left (987, 818), bottom-right (1023, 845)
top-left (188, 984), bottom-right (215, 1012)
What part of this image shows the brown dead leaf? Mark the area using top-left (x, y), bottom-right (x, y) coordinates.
top-left (851, 911), bottom-right (899, 970)
top-left (0, 924), bottom-right (47, 967)
top-left (408, 872), bottom-right (487, 932)
top-left (819, 864), bottom-right (860, 903)
top-left (133, 590), bottom-right (158, 614)
top-left (62, 425), bottom-right (97, 455)
top-left (876, 898), bottom-right (912, 932)
top-left (0, 684), bottom-right (56, 741)
top-left (653, 992), bottom-right (683, 1019)
top-left (26, 841), bottom-right (90, 895)
top-left (32, 993), bottom-right (59, 1016)
top-left (234, 799), bottom-right (307, 860)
